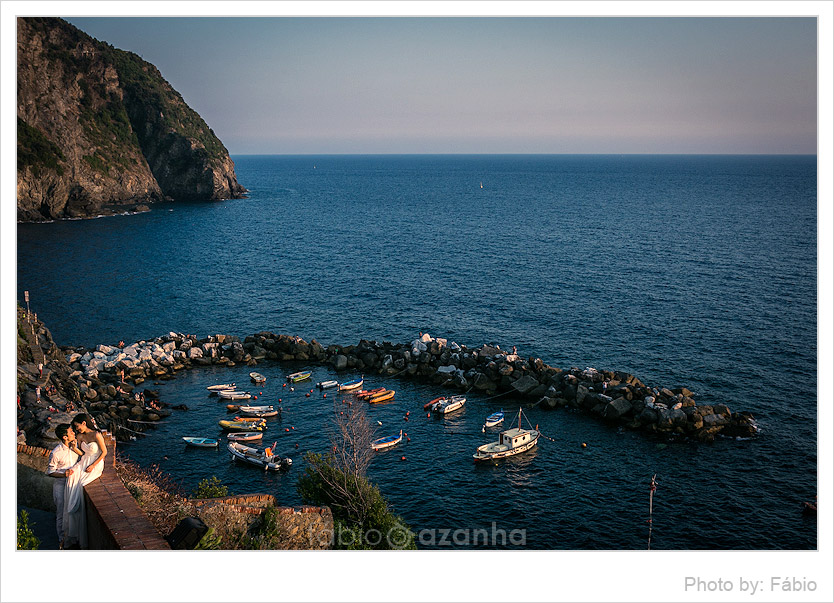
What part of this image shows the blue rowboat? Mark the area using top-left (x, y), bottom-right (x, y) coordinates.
top-left (183, 437), bottom-right (218, 448)
top-left (339, 378), bottom-right (364, 391)
top-left (485, 410), bottom-right (505, 428)
top-left (371, 430), bottom-right (403, 451)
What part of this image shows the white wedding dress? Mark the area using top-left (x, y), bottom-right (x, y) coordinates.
top-left (63, 439), bottom-right (104, 548)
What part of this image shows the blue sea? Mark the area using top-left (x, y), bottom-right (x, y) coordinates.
top-left (16, 155), bottom-right (817, 549)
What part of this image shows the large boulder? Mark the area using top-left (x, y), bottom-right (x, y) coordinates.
top-left (511, 375), bottom-right (540, 395)
top-left (332, 355), bottom-right (348, 371)
top-left (187, 347), bottom-right (203, 359)
top-left (604, 397), bottom-right (632, 420)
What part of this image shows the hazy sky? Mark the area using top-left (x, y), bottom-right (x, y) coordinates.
top-left (65, 17), bottom-right (816, 154)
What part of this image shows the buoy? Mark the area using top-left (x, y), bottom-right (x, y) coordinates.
top-left (253, 395), bottom-right (258, 400)
top-left (285, 428), bottom-right (290, 432)
top-left (400, 456), bottom-right (406, 461)
top-left (290, 387), bottom-right (294, 392)
top-left (404, 416), bottom-right (409, 422)
top-left (278, 398), bottom-right (282, 403)
top-left (306, 393), bottom-right (311, 397)
top-left (259, 392), bottom-right (263, 395)
top-left (283, 383), bottom-right (287, 388)
top-left (427, 413), bottom-right (431, 418)
top-left (406, 411), bottom-right (410, 416)
top-left (377, 421), bottom-right (382, 426)
top-left (323, 394), bottom-right (327, 398)
top-left (581, 443), bottom-right (587, 448)
top-left (291, 426), bottom-right (295, 430)
top-left (310, 389), bottom-right (314, 393)
top-left (295, 443), bottom-right (299, 448)
top-left (407, 437), bottom-right (411, 442)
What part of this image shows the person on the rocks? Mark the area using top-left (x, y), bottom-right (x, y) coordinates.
top-left (46, 423), bottom-right (83, 549)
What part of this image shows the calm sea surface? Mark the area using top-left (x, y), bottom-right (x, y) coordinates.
top-left (17, 155), bottom-right (817, 549)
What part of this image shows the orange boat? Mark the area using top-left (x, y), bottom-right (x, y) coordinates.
top-left (368, 389), bottom-right (395, 404)
top-left (423, 396), bottom-right (445, 410)
top-left (356, 387), bottom-right (386, 400)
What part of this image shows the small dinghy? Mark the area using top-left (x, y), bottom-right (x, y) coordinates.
top-left (317, 380), bottom-right (339, 389)
top-left (371, 430), bottom-right (403, 451)
top-left (227, 431), bottom-right (264, 443)
top-left (207, 383), bottom-right (236, 392)
top-left (219, 419), bottom-right (267, 431)
top-left (237, 406), bottom-right (278, 418)
top-left (339, 377), bottom-right (364, 392)
top-left (287, 370), bottom-right (312, 383)
top-left (218, 390), bottom-right (252, 400)
top-left (432, 396), bottom-right (466, 414)
top-left (228, 441), bottom-right (292, 471)
top-left (484, 410), bottom-right (505, 428)
top-left (368, 389), bottom-right (395, 404)
top-left (182, 437), bottom-right (218, 448)
top-left (423, 396), bottom-right (445, 410)
top-left (250, 372), bottom-right (266, 384)
top-left (356, 387), bottom-right (386, 400)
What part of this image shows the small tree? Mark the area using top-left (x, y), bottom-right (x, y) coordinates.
top-left (17, 510), bottom-right (40, 550)
top-left (193, 476), bottom-right (228, 499)
top-left (297, 403), bottom-right (416, 549)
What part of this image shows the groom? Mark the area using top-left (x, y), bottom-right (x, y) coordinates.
top-left (46, 423), bottom-right (82, 549)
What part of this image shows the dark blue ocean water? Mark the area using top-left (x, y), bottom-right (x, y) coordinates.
top-left (17, 155), bottom-right (817, 549)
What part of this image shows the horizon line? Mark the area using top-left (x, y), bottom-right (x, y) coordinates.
top-left (228, 152), bottom-right (818, 157)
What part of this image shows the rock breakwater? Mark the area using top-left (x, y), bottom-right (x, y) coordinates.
top-left (17, 311), bottom-right (756, 447)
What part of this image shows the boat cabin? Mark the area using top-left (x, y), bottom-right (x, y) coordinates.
top-left (500, 428), bottom-right (533, 449)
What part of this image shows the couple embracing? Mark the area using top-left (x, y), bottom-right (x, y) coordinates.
top-left (45, 413), bottom-right (108, 549)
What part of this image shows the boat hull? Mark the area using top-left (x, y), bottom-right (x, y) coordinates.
top-left (227, 432), bottom-right (263, 442)
top-left (473, 434), bottom-right (539, 462)
top-left (183, 437), bottom-right (218, 448)
top-left (368, 390), bottom-right (395, 404)
top-left (228, 442), bottom-right (292, 471)
top-left (287, 371), bottom-right (312, 383)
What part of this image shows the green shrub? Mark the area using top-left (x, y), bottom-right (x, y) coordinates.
top-left (192, 476), bottom-right (228, 499)
top-left (297, 452), bottom-right (416, 550)
top-left (17, 510), bottom-right (40, 550)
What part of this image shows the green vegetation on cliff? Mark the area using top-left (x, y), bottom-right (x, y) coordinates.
top-left (107, 47), bottom-right (228, 160)
top-left (17, 117), bottom-right (65, 177)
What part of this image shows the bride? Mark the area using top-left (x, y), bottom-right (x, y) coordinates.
top-left (63, 413), bottom-right (108, 548)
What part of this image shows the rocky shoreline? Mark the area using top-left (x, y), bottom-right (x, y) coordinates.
top-left (17, 310), bottom-right (758, 449)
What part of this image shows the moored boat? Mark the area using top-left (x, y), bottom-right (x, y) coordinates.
top-left (484, 410), bottom-right (505, 428)
top-left (219, 419), bottom-right (267, 431)
top-left (368, 389), bottom-right (395, 404)
top-left (238, 408), bottom-right (279, 418)
top-left (287, 370), bottom-right (312, 383)
top-left (339, 377), bottom-right (364, 392)
top-left (227, 431), bottom-right (264, 442)
top-left (473, 409), bottom-right (539, 462)
top-left (423, 396), bottom-right (445, 410)
top-left (356, 387), bottom-right (386, 400)
top-left (182, 437), bottom-right (219, 448)
top-left (371, 430), bottom-right (403, 451)
top-left (316, 380), bottom-right (339, 389)
top-left (207, 383), bottom-right (236, 392)
top-left (250, 372), bottom-right (266, 384)
top-left (431, 396), bottom-right (466, 414)
top-left (232, 416), bottom-right (268, 422)
top-left (218, 390), bottom-right (252, 400)
top-left (228, 441), bottom-right (292, 471)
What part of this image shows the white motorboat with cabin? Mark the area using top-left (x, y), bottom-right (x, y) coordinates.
top-left (473, 408), bottom-right (539, 462)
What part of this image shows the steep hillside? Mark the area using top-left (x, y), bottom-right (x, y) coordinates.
top-left (17, 17), bottom-right (246, 221)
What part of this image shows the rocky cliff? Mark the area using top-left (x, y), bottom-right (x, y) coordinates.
top-left (17, 17), bottom-right (246, 222)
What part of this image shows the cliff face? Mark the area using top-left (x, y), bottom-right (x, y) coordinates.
top-left (17, 18), bottom-right (246, 222)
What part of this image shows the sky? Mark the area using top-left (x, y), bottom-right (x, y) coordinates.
top-left (62, 16), bottom-right (818, 155)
